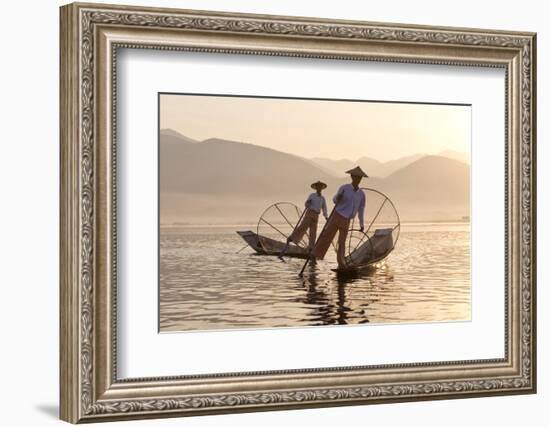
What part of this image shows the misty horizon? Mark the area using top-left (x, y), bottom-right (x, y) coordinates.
top-left (159, 129), bottom-right (470, 225)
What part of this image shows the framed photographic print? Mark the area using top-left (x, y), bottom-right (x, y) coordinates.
top-left (59, 2), bottom-right (537, 423)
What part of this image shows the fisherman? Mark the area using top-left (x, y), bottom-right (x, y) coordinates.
top-left (279, 181), bottom-right (328, 259)
top-left (311, 166), bottom-right (368, 268)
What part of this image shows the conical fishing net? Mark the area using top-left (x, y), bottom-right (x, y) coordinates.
top-left (343, 188), bottom-right (400, 267)
top-left (256, 202), bottom-right (309, 254)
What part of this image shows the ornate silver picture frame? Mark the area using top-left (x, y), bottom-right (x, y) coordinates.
top-left (60, 2), bottom-right (536, 423)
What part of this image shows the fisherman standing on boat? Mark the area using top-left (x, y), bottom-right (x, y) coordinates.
top-left (311, 166), bottom-right (368, 268)
top-left (279, 181), bottom-right (328, 259)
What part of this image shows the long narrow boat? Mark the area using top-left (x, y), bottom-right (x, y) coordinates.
top-left (236, 230), bottom-right (309, 259)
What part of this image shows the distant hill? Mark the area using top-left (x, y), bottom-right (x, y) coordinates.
top-left (160, 130), bottom-right (336, 198)
top-left (377, 156), bottom-right (470, 219)
top-left (385, 155), bottom-right (469, 192)
top-left (310, 158), bottom-right (357, 177)
top-left (312, 153), bottom-right (427, 178)
top-left (160, 128), bottom-right (197, 144)
top-left (160, 129), bottom-right (470, 223)
top-left (373, 154), bottom-right (425, 177)
top-left (439, 149), bottom-right (470, 164)
top-left (354, 157), bottom-right (385, 177)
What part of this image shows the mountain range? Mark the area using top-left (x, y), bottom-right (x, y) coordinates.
top-left (311, 150), bottom-right (468, 178)
top-left (160, 129), bottom-right (470, 223)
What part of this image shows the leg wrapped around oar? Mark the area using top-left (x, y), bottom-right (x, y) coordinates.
top-left (311, 211), bottom-right (350, 265)
top-left (288, 210), bottom-right (318, 248)
top-left (279, 209), bottom-right (319, 261)
top-left (299, 205), bottom-right (337, 276)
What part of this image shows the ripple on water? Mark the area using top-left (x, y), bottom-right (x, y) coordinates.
top-left (159, 225), bottom-right (471, 332)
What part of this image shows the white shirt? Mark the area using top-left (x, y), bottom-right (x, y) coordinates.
top-left (305, 192), bottom-right (328, 217)
top-left (333, 184), bottom-right (366, 228)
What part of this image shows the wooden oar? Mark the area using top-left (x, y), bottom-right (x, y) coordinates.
top-left (298, 204), bottom-right (338, 277)
top-left (235, 244), bottom-right (250, 254)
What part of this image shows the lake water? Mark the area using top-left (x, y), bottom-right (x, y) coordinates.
top-left (159, 223), bottom-right (471, 332)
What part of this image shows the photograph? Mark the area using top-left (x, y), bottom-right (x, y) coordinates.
top-left (159, 93), bottom-right (472, 332)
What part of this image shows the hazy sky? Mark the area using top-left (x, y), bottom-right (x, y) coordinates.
top-left (160, 94), bottom-right (470, 162)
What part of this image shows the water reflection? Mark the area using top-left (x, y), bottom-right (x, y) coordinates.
top-left (297, 264), bottom-right (385, 325)
top-left (159, 223), bottom-right (471, 332)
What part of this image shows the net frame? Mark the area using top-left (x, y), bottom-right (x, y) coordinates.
top-left (256, 202), bottom-right (310, 252)
top-left (341, 187), bottom-right (400, 267)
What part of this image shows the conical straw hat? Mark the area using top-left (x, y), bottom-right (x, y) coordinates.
top-left (345, 166), bottom-right (369, 178)
top-left (310, 180), bottom-right (327, 190)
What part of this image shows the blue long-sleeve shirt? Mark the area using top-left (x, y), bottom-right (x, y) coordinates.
top-left (305, 192), bottom-right (328, 218)
top-left (333, 184), bottom-right (366, 228)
